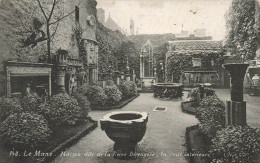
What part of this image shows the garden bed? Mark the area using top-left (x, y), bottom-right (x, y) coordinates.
top-left (185, 125), bottom-right (211, 163)
top-left (91, 93), bottom-right (140, 110)
top-left (181, 101), bottom-right (198, 115)
top-left (0, 118), bottom-right (97, 163)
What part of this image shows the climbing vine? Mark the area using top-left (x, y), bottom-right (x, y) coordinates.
top-left (225, 0), bottom-right (258, 60)
top-left (74, 25), bottom-right (88, 69)
top-left (167, 51), bottom-right (224, 82)
top-left (115, 40), bottom-right (140, 77)
top-left (96, 22), bottom-right (124, 74)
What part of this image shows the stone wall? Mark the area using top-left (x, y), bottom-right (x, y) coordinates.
top-left (0, 0), bottom-right (98, 96)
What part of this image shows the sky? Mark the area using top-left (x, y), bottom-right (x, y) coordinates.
top-left (96, 0), bottom-right (233, 40)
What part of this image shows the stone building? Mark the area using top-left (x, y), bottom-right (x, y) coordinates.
top-left (165, 40), bottom-right (224, 87)
top-left (0, 0), bottom-right (99, 97)
top-left (102, 13), bottom-right (127, 35)
top-left (97, 8), bottom-right (105, 25)
top-left (194, 28), bottom-right (206, 37)
top-left (105, 14), bottom-right (121, 32)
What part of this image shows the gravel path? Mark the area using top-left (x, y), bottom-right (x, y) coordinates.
top-left (52, 92), bottom-right (197, 163)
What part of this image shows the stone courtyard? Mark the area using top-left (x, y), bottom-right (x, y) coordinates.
top-left (52, 90), bottom-right (260, 163)
top-left (0, 0), bottom-right (260, 163)
top-left (52, 92), bottom-right (197, 163)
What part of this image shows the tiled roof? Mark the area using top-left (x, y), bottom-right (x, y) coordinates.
top-left (168, 40), bottom-right (222, 51)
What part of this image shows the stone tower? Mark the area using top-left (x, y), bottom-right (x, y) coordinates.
top-left (130, 17), bottom-right (135, 35)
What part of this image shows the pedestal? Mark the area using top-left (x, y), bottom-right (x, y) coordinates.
top-left (102, 81), bottom-right (106, 88)
top-left (56, 65), bottom-right (67, 93)
top-left (116, 76), bottom-right (121, 85)
top-left (225, 101), bottom-right (246, 126)
top-left (222, 63), bottom-right (249, 102)
top-left (113, 142), bottom-right (137, 160)
top-left (55, 50), bottom-right (68, 93)
top-left (223, 63), bottom-right (249, 126)
top-left (132, 74), bottom-right (136, 83)
top-left (126, 75), bottom-right (130, 82)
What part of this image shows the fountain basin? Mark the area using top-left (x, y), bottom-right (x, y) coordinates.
top-left (154, 83), bottom-right (183, 99)
top-left (100, 111), bottom-right (148, 159)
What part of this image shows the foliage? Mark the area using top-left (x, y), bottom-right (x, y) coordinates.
top-left (74, 25), bottom-right (88, 68)
top-left (205, 88), bottom-right (216, 96)
top-left (76, 84), bottom-right (108, 107)
top-left (188, 87), bottom-right (216, 102)
top-left (0, 112), bottom-right (51, 150)
top-left (39, 93), bottom-right (83, 127)
top-left (104, 85), bottom-right (122, 105)
top-left (196, 95), bottom-right (225, 137)
top-left (21, 92), bottom-right (41, 113)
top-left (97, 22), bottom-right (125, 74)
top-left (0, 97), bottom-right (22, 122)
top-left (210, 126), bottom-right (260, 163)
top-left (187, 87), bottom-right (200, 101)
top-left (89, 86), bottom-right (108, 106)
top-left (119, 81), bottom-right (137, 98)
top-left (72, 91), bottom-right (91, 118)
top-left (105, 79), bottom-right (116, 86)
top-left (167, 51), bottom-right (224, 83)
top-left (225, 0), bottom-right (258, 61)
top-left (154, 44), bottom-right (168, 82)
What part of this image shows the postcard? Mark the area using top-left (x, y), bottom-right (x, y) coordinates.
top-left (0, 0), bottom-right (260, 162)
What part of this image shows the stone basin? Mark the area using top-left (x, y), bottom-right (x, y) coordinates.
top-left (100, 111), bottom-right (148, 159)
top-left (153, 83), bottom-right (184, 99)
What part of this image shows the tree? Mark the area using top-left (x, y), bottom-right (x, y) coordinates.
top-left (35, 0), bottom-right (79, 62)
top-left (0, 0), bottom-right (80, 63)
top-left (225, 0), bottom-right (258, 61)
top-left (0, 0), bottom-right (45, 62)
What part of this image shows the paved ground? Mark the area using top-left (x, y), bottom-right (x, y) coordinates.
top-left (52, 92), bottom-right (197, 163)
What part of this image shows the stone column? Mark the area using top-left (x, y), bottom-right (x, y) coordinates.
top-left (55, 50), bottom-right (68, 93)
top-left (116, 75), bottom-right (121, 85)
top-left (6, 70), bottom-right (11, 98)
top-left (49, 71), bottom-right (52, 97)
top-left (126, 57), bottom-right (131, 82)
top-left (132, 69), bottom-right (136, 83)
top-left (223, 63), bottom-right (249, 126)
top-left (126, 75), bottom-right (130, 82)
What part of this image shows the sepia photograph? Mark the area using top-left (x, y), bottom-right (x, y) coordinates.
top-left (0, 0), bottom-right (260, 162)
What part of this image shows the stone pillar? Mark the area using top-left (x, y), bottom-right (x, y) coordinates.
top-left (126, 58), bottom-right (130, 82)
top-left (55, 50), bottom-right (68, 93)
top-left (102, 81), bottom-right (106, 88)
top-left (132, 69), bottom-right (136, 83)
top-left (223, 63), bottom-right (249, 126)
top-left (140, 55), bottom-right (143, 78)
top-left (6, 70), bottom-right (11, 98)
top-left (126, 75), bottom-right (130, 82)
top-left (116, 75), bottom-right (121, 85)
top-left (49, 71), bottom-right (52, 97)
